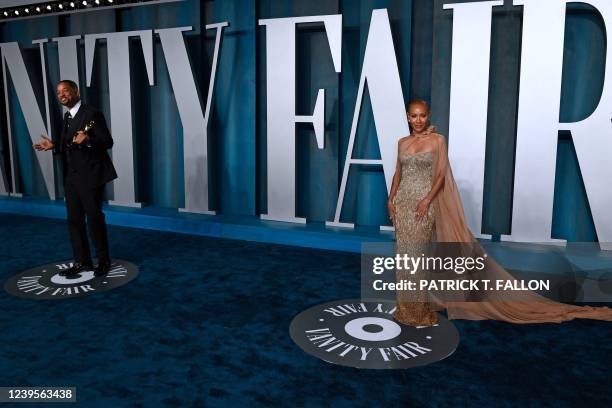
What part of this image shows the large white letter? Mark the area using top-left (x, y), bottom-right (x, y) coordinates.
top-left (506, 0), bottom-right (612, 244)
top-left (0, 41), bottom-right (55, 199)
top-left (156, 24), bottom-right (228, 215)
top-left (258, 14), bottom-right (342, 223)
top-left (52, 35), bottom-right (81, 85)
top-left (85, 30), bottom-right (155, 207)
top-left (443, 1), bottom-right (502, 238)
top-left (326, 9), bottom-right (409, 229)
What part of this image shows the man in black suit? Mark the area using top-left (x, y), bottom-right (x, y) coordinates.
top-left (33, 80), bottom-right (117, 277)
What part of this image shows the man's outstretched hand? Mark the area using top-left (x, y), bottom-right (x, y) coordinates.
top-left (33, 135), bottom-right (54, 151)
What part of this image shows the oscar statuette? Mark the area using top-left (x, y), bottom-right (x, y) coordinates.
top-left (67, 120), bottom-right (95, 150)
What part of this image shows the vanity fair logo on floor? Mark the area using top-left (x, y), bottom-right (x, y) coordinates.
top-left (4, 260), bottom-right (139, 299)
top-left (290, 299), bottom-right (459, 369)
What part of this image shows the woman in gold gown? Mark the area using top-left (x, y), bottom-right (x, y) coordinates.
top-left (387, 99), bottom-right (612, 326)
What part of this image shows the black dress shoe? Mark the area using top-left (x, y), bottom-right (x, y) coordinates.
top-left (60, 262), bottom-right (93, 277)
top-left (94, 260), bottom-right (111, 277)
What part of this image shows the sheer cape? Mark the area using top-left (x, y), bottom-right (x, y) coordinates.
top-left (411, 126), bottom-right (612, 323)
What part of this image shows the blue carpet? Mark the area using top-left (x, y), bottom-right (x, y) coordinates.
top-left (0, 214), bottom-right (611, 407)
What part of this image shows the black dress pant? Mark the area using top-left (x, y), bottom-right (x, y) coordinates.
top-left (64, 177), bottom-right (110, 265)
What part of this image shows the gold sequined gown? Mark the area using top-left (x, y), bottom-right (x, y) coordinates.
top-left (392, 151), bottom-right (439, 326)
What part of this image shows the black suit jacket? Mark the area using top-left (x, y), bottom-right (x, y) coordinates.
top-left (55, 103), bottom-right (118, 189)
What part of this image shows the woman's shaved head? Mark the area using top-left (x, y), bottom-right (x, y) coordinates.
top-left (407, 99), bottom-right (430, 114)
